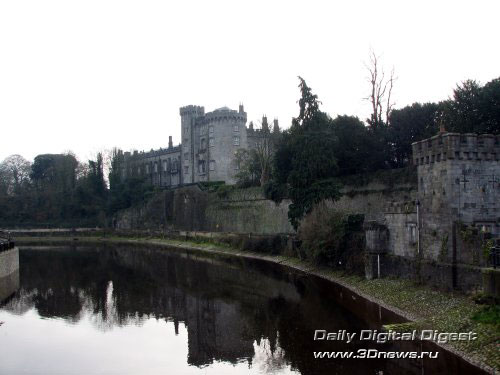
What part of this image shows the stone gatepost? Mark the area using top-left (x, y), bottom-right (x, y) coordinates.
top-left (364, 221), bottom-right (389, 280)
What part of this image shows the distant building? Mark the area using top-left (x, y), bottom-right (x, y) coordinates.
top-left (120, 105), bottom-right (278, 186)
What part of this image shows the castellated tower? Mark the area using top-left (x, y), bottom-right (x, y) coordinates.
top-left (180, 105), bottom-right (205, 184)
top-left (411, 132), bottom-right (500, 260)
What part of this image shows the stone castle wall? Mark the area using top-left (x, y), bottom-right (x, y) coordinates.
top-left (115, 170), bottom-right (417, 236)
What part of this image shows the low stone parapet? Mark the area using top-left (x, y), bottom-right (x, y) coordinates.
top-left (0, 247), bottom-right (19, 302)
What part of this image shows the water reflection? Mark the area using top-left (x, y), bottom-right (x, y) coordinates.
top-left (0, 245), bottom-right (486, 375)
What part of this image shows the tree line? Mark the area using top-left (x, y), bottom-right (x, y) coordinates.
top-left (0, 150), bottom-right (152, 227)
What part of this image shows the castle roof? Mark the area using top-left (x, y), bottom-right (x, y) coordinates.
top-left (214, 106), bottom-right (234, 112)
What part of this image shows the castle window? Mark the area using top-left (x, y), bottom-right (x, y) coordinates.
top-left (184, 166), bottom-right (189, 174)
top-left (233, 136), bottom-right (240, 146)
top-left (407, 224), bottom-right (417, 245)
top-left (233, 125), bottom-right (239, 132)
top-left (154, 163), bottom-right (158, 173)
top-left (184, 152), bottom-right (189, 160)
top-left (163, 161), bottom-right (168, 172)
top-left (201, 138), bottom-right (206, 150)
top-left (436, 154), bottom-right (441, 162)
top-left (209, 160), bottom-right (215, 171)
top-left (209, 126), bottom-right (214, 134)
top-left (209, 138), bottom-right (214, 147)
top-left (455, 151), bottom-right (460, 159)
top-left (426, 156), bottom-right (429, 164)
top-left (145, 164), bottom-right (150, 174)
top-left (198, 161), bottom-right (206, 174)
top-left (473, 152), bottom-right (478, 159)
top-left (431, 155), bottom-right (435, 163)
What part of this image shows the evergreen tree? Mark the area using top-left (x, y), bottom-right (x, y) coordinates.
top-left (270, 77), bottom-right (341, 229)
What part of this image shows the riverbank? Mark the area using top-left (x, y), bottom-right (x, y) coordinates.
top-left (16, 235), bottom-right (499, 373)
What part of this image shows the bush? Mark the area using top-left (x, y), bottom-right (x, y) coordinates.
top-left (215, 185), bottom-right (234, 199)
top-left (298, 202), bottom-right (364, 269)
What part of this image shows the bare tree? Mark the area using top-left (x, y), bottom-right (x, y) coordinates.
top-left (233, 121), bottom-right (276, 187)
top-left (254, 124), bottom-right (275, 186)
top-left (364, 50), bottom-right (396, 127)
top-left (0, 154), bottom-right (31, 195)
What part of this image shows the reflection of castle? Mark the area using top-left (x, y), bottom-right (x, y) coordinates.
top-left (120, 105), bottom-right (279, 186)
top-left (186, 296), bottom-right (253, 366)
top-left (2, 247), bottom-right (290, 366)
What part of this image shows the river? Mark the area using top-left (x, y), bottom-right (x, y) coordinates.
top-left (0, 244), bottom-right (486, 374)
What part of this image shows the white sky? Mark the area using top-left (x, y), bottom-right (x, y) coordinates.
top-left (1, 0), bottom-right (499, 162)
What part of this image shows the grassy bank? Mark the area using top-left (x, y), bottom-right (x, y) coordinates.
top-left (16, 235), bottom-right (499, 373)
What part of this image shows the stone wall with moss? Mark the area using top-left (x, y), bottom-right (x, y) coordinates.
top-left (204, 187), bottom-right (293, 234)
top-left (114, 168), bottom-right (419, 237)
top-left (115, 185), bottom-right (293, 234)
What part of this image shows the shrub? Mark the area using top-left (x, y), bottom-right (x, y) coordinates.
top-left (215, 185), bottom-right (234, 199)
top-left (298, 202), bottom-right (364, 268)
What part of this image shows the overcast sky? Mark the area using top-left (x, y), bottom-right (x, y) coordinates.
top-left (1, 0), bottom-right (499, 162)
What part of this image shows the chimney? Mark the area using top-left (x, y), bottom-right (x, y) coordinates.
top-left (169, 136), bottom-right (173, 148)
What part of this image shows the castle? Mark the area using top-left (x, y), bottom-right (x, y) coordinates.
top-left (120, 104), bottom-right (279, 186)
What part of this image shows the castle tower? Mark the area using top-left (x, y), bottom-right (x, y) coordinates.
top-left (203, 106), bottom-right (247, 184)
top-left (411, 132), bottom-right (500, 260)
top-left (180, 105), bottom-right (205, 184)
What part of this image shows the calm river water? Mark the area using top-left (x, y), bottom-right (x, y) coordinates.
top-left (0, 245), bottom-right (486, 374)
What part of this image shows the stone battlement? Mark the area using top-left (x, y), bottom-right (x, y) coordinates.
top-left (124, 145), bottom-right (181, 160)
top-left (203, 109), bottom-right (247, 123)
top-left (412, 132), bottom-right (500, 166)
top-left (180, 105), bottom-right (205, 117)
